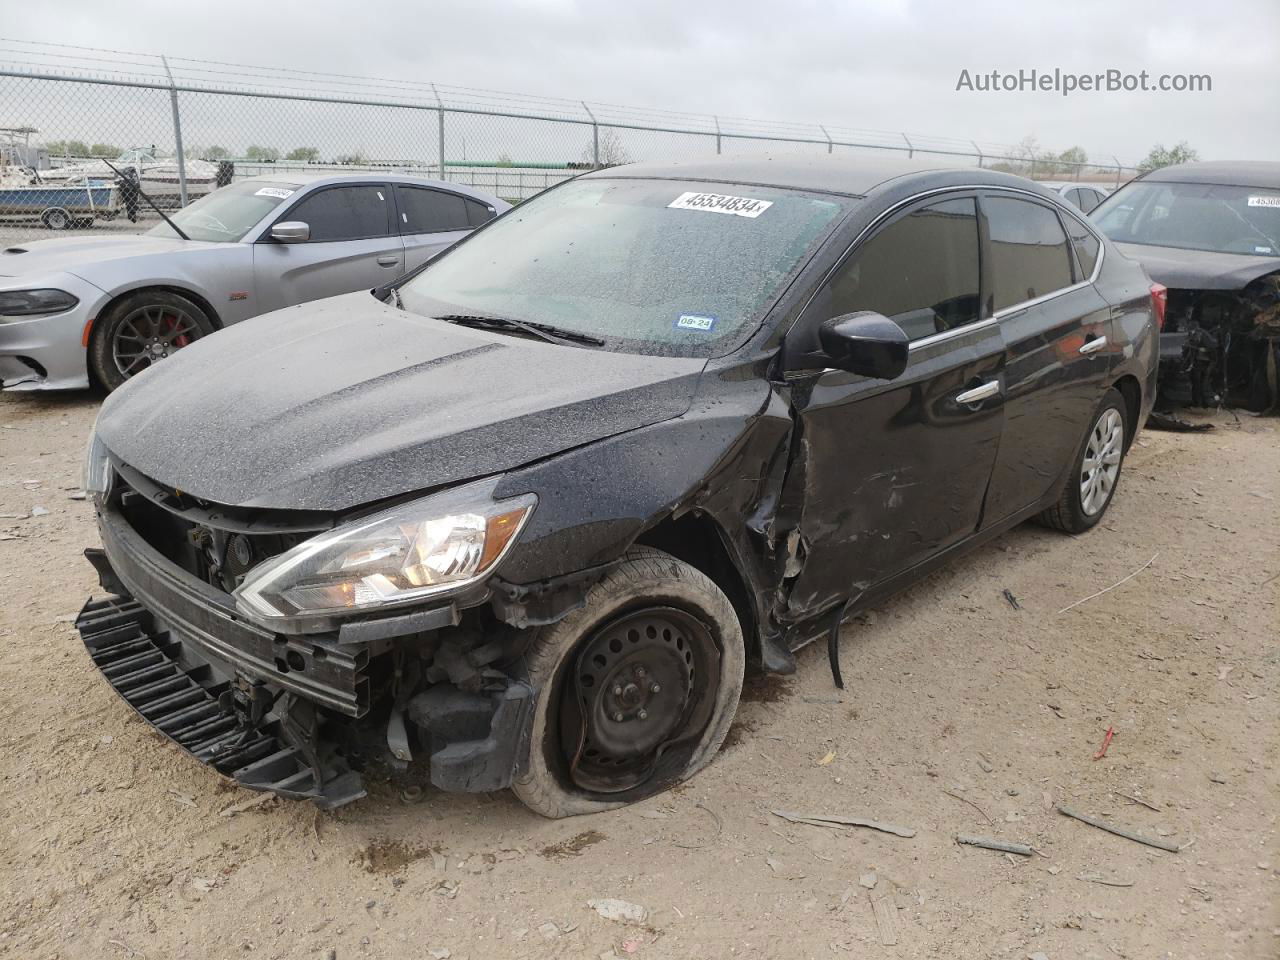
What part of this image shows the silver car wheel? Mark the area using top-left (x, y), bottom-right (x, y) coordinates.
top-left (112, 304), bottom-right (203, 378)
top-left (1079, 407), bottom-right (1123, 516)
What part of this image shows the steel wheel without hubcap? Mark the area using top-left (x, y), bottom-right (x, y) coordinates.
top-left (561, 606), bottom-right (719, 794)
top-left (1080, 407), bottom-right (1123, 516)
top-left (111, 304), bottom-right (204, 378)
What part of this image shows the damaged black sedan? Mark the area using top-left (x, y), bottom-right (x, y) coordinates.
top-left (1092, 161), bottom-right (1280, 411)
top-left (78, 157), bottom-right (1157, 816)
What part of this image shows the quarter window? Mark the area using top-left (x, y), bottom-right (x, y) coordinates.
top-left (826, 197), bottom-right (982, 341)
top-left (283, 185), bottom-right (391, 242)
top-left (984, 196), bottom-right (1075, 311)
top-left (1063, 216), bottom-right (1101, 280)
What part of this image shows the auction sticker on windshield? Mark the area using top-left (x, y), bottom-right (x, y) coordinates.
top-left (668, 192), bottom-right (773, 218)
top-left (1247, 196), bottom-right (1280, 208)
top-left (675, 314), bottom-right (717, 332)
top-left (254, 187), bottom-right (295, 199)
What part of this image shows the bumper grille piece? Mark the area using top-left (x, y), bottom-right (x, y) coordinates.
top-left (77, 596), bottom-right (365, 808)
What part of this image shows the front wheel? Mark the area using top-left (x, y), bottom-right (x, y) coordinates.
top-left (89, 290), bottom-right (215, 391)
top-left (1037, 387), bottom-right (1129, 533)
top-left (512, 546), bottom-right (745, 819)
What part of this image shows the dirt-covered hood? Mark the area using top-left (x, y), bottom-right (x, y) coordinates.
top-left (1114, 242), bottom-right (1280, 291)
top-left (95, 292), bottom-right (706, 511)
top-left (0, 233), bottom-right (210, 280)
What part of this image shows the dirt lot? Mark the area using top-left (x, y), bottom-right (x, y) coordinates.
top-left (1, 391), bottom-right (1276, 960)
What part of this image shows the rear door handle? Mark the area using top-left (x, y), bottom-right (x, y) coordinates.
top-left (1079, 335), bottom-right (1108, 355)
top-left (376, 255), bottom-right (400, 267)
top-left (956, 381), bottom-right (1000, 404)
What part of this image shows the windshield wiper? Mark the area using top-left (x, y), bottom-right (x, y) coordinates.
top-left (435, 314), bottom-right (605, 347)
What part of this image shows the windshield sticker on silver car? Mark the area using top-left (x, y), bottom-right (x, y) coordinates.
top-left (1246, 195), bottom-right (1280, 208)
top-left (674, 314), bottom-right (717, 332)
top-left (668, 192), bottom-right (773, 218)
top-left (254, 187), bottom-right (295, 199)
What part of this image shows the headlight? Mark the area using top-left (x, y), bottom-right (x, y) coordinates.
top-left (0, 288), bottom-right (79, 319)
top-left (234, 478), bottom-right (535, 624)
top-left (82, 428), bottom-right (113, 497)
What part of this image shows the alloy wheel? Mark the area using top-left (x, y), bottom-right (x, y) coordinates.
top-left (111, 304), bottom-right (203, 378)
top-left (1080, 407), bottom-right (1123, 516)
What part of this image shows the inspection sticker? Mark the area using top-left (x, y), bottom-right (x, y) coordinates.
top-left (668, 191), bottom-right (773, 218)
top-left (255, 187), bottom-right (295, 199)
top-left (675, 314), bottom-right (717, 332)
top-left (1247, 195), bottom-right (1280, 208)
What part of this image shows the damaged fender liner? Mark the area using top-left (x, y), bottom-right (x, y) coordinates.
top-left (76, 596), bottom-right (366, 808)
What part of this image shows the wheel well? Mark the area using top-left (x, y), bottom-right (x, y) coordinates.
top-left (634, 513), bottom-right (758, 663)
top-left (1112, 374), bottom-right (1142, 449)
top-left (96, 285), bottom-right (224, 334)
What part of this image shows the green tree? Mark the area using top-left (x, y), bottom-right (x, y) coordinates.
top-left (48, 139), bottom-right (90, 157)
top-left (285, 146), bottom-right (320, 162)
top-left (199, 145), bottom-right (231, 160)
top-left (1138, 141), bottom-right (1199, 173)
top-left (245, 145), bottom-right (281, 162)
top-left (88, 143), bottom-right (120, 157)
top-left (1050, 145), bottom-right (1089, 175)
top-left (334, 151), bottom-right (368, 165)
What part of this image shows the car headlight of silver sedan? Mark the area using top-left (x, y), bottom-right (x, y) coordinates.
top-left (234, 478), bottom-right (536, 625)
top-left (0, 288), bottom-right (79, 319)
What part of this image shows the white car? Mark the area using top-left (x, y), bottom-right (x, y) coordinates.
top-left (0, 173), bottom-right (509, 391)
top-left (1039, 181), bottom-right (1111, 214)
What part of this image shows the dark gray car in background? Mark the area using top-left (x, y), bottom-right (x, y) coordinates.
top-left (76, 157), bottom-right (1157, 817)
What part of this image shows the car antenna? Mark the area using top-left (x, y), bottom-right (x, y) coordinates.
top-left (100, 158), bottom-right (190, 241)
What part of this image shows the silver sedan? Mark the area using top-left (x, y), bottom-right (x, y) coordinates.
top-left (0, 173), bottom-right (510, 391)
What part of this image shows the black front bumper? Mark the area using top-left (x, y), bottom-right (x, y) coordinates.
top-left (77, 595), bottom-right (365, 807)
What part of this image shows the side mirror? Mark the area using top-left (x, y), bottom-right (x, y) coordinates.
top-left (270, 221), bottom-right (310, 243)
top-left (818, 311), bottom-right (910, 380)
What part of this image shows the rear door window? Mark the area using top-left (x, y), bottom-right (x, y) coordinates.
top-left (284, 185), bottom-right (392, 242)
top-left (396, 186), bottom-right (472, 234)
top-left (826, 196), bottom-right (982, 341)
top-left (984, 196), bottom-right (1076, 311)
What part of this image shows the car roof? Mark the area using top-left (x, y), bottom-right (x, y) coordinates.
top-left (579, 154), bottom-right (1051, 199)
top-left (1139, 161), bottom-right (1280, 189)
top-left (244, 171), bottom-right (507, 205)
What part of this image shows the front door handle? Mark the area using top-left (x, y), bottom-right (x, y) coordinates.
top-left (376, 255), bottom-right (400, 267)
top-left (1079, 335), bottom-right (1108, 355)
top-left (956, 380), bottom-right (1001, 405)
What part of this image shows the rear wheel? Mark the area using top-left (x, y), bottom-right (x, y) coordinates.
top-left (1038, 388), bottom-right (1129, 533)
top-left (512, 546), bottom-right (745, 819)
top-left (89, 290), bottom-right (215, 391)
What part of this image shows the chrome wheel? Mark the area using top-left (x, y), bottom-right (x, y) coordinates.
top-left (1080, 407), bottom-right (1123, 516)
top-left (111, 304), bottom-right (203, 378)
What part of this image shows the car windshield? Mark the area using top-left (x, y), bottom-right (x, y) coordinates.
top-left (147, 180), bottom-right (301, 242)
top-left (1094, 181), bottom-right (1280, 258)
top-left (399, 177), bottom-right (848, 357)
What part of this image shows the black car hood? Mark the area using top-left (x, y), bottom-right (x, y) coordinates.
top-left (97, 292), bottom-right (707, 511)
top-left (1114, 242), bottom-right (1280, 291)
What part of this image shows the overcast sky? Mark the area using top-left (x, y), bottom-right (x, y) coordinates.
top-left (4, 0), bottom-right (1277, 165)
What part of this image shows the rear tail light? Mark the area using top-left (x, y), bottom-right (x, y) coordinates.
top-left (1150, 282), bottom-right (1168, 330)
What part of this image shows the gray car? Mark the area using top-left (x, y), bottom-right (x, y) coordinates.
top-left (0, 173), bottom-right (510, 391)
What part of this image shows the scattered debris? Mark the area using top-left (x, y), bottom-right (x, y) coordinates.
top-left (772, 810), bottom-right (916, 838)
top-left (1057, 553), bottom-right (1159, 615)
top-left (859, 872), bottom-right (878, 890)
top-left (1077, 873), bottom-right (1135, 888)
top-left (68, 490), bottom-right (88, 501)
top-left (869, 891), bottom-right (900, 946)
top-left (587, 898), bottom-right (648, 925)
top-left (537, 921), bottom-right (562, 940)
top-left (1147, 412), bottom-right (1214, 432)
top-left (1028, 952), bottom-right (1051, 960)
top-left (428, 949), bottom-right (451, 960)
top-left (540, 830), bottom-right (606, 860)
top-left (817, 750), bottom-right (836, 766)
top-left (1093, 726), bottom-right (1116, 760)
top-left (1056, 804), bottom-right (1182, 853)
top-left (942, 789), bottom-right (994, 825)
top-left (218, 792), bottom-right (276, 817)
top-left (955, 834), bottom-right (1034, 857)
top-left (30, 505), bottom-right (49, 517)
top-left (1002, 588), bottom-right (1022, 610)
top-left (399, 785), bottom-right (424, 803)
top-left (167, 790), bottom-right (196, 808)
top-left (976, 754), bottom-right (994, 773)
top-left (1115, 792), bottom-right (1161, 812)
top-left (671, 802), bottom-right (723, 850)
top-left (1208, 772), bottom-right (1227, 784)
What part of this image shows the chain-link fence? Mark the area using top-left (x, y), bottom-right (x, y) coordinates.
top-left (0, 39), bottom-right (1141, 247)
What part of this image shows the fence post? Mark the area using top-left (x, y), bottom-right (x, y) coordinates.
top-left (160, 55), bottom-right (188, 206)
top-left (970, 140), bottom-right (984, 168)
top-left (431, 84), bottom-right (447, 180)
top-left (819, 125), bottom-right (833, 154)
top-left (1113, 156), bottom-right (1123, 188)
top-left (901, 133), bottom-right (913, 159)
top-left (582, 102), bottom-right (599, 168)
top-left (714, 116), bottom-right (722, 155)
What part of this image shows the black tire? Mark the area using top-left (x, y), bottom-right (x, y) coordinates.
top-left (89, 290), bottom-right (215, 392)
top-left (41, 207), bottom-right (72, 230)
top-left (512, 546), bottom-right (745, 819)
top-left (1037, 387), bottom-right (1129, 534)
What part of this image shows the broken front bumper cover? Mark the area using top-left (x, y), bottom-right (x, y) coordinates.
top-left (76, 596), bottom-right (366, 808)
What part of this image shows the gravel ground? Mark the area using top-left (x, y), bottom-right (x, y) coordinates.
top-left (0, 390), bottom-right (1276, 960)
